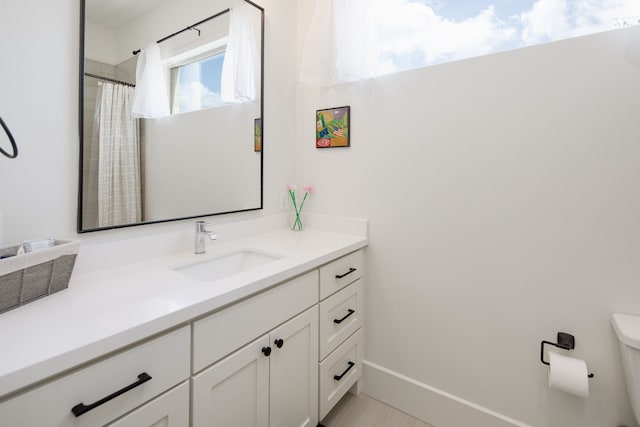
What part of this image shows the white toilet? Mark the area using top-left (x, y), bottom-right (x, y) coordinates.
top-left (612, 313), bottom-right (640, 423)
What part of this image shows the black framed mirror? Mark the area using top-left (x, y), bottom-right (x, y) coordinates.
top-left (78, 0), bottom-right (264, 232)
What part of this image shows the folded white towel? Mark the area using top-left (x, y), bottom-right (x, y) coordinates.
top-left (22, 238), bottom-right (55, 254)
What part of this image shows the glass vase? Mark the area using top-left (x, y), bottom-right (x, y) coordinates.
top-left (291, 211), bottom-right (303, 231)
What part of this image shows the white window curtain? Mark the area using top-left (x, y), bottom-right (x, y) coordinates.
top-left (221, 1), bottom-right (261, 102)
top-left (300, 0), bottom-right (378, 85)
top-left (97, 82), bottom-right (142, 228)
top-left (132, 42), bottom-right (170, 118)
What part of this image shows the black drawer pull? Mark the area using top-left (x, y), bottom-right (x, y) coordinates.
top-left (274, 338), bottom-right (284, 348)
top-left (262, 346), bottom-right (272, 357)
top-left (71, 372), bottom-right (152, 417)
top-left (333, 361), bottom-right (355, 381)
top-left (333, 309), bottom-right (355, 325)
top-left (335, 268), bottom-right (356, 279)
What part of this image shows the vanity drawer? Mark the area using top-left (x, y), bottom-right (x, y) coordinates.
top-left (319, 279), bottom-right (363, 360)
top-left (0, 326), bottom-right (190, 427)
top-left (106, 381), bottom-right (189, 427)
top-left (319, 328), bottom-right (364, 420)
top-left (319, 250), bottom-right (363, 300)
top-left (193, 270), bottom-right (318, 372)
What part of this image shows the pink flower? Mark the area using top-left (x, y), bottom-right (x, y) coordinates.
top-left (303, 185), bottom-right (314, 194)
top-left (286, 184), bottom-right (297, 191)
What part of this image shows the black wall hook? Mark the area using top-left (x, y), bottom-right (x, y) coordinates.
top-left (541, 332), bottom-right (594, 378)
top-left (0, 115), bottom-right (18, 159)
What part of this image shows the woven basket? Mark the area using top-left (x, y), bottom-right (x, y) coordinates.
top-left (0, 240), bottom-right (80, 314)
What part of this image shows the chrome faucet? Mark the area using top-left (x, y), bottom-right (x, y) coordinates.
top-left (195, 221), bottom-right (218, 254)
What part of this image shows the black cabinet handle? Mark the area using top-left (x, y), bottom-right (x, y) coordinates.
top-left (335, 268), bottom-right (356, 279)
top-left (333, 309), bottom-right (355, 324)
top-left (333, 361), bottom-right (355, 381)
top-left (274, 338), bottom-right (284, 348)
top-left (262, 346), bottom-right (272, 357)
top-left (71, 372), bottom-right (152, 417)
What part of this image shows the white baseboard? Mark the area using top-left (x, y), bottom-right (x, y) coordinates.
top-left (363, 361), bottom-right (531, 427)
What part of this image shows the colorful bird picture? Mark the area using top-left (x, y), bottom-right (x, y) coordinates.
top-left (254, 118), bottom-right (262, 152)
top-left (316, 106), bottom-right (350, 148)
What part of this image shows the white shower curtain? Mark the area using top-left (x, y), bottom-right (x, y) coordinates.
top-left (97, 82), bottom-right (142, 227)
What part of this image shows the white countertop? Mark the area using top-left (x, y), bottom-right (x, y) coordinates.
top-left (0, 226), bottom-right (368, 398)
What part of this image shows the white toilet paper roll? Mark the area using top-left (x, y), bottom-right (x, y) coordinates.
top-left (548, 352), bottom-right (589, 397)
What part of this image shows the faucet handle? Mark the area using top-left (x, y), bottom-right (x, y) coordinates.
top-left (196, 221), bottom-right (211, 232)
top-left (196, 221), bottom-right (218, 240)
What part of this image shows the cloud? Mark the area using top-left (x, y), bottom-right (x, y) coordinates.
top-left (173, 81), bottom-right (223, 113)
top-left (519, 0), bottom-right (640, 44)
top-left (372, 0), bottom-right (640, 72)
top-left (520, 0), bottom-right (571, 44)
top-left (375, 0), bottom-right (517, 70)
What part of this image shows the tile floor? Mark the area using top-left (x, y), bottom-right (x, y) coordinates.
top-left (320, 392), bottom-right (434, 427)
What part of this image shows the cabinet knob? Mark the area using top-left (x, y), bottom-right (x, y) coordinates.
top-left (262, 346), bottom-right (272, 357)
top-left (274, 338), bottom-right (284, 348)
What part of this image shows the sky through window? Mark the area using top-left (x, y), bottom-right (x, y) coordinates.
top-left (374, 0), bottom-right (640, 74)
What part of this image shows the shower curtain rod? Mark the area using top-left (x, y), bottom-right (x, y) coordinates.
top-left (132, 8), bottom-right (230, 55)
top-left (85, 73), bottom-right (135, 87)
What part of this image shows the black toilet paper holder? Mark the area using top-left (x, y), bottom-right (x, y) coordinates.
top-left (540, 332), bottom-right (594, 378)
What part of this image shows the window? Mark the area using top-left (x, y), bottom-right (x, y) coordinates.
top-left (301, 0), bottom-right (639, 85)
top-left (170, 50), bottom-right (226, 114)
top-left (375, 0), bottom-right (640, 74)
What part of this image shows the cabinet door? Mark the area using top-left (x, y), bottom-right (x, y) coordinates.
top-left (192, 334), bottom-right (270, 427)
top-left (269, 306), bottom-right (319, 427)
top-left (107, 382), bottom-right (189, 427)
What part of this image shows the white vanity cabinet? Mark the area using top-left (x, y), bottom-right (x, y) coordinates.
top-left (191, 270), bottom-right (320, 427)
top-left (192, 271), bottom-right (318, 373)
top-left (317, 250), bottom-right (365, 421)
top-left (0, 243), bottom-right (367, 427)
top-left (0, 326), bottom-right (190, 427)
top-left (192, 307), bottom-right (318, 427)
top-left (106, 382), bottom-right (189, 427)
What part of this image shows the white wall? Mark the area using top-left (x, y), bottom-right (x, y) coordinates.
top-left (114, 0), bottom-right (234, 66)
top-left (143, 103), bottom-right (261, 219)
top-left (0, 0), bottom-right (297, 256)
top-left (84, 21), bottom-right (116, 65)
top-left (296, 3), bottom-right (640, 424)
top-left (0, 0), bottom-right (78, 244)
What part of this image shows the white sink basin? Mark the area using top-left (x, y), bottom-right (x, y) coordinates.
top-left (173, 250), bottom-right (281, 282)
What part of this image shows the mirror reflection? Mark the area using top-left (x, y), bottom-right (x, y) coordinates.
top-left (80, 0), bottom-right (263, 232)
